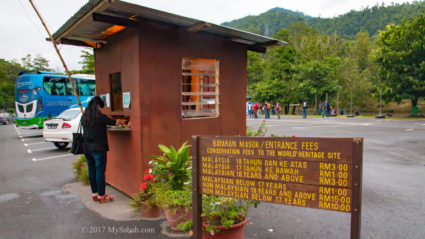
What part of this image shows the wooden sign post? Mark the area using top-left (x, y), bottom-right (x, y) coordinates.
top-left (192, 136), bottom-right (363, 239)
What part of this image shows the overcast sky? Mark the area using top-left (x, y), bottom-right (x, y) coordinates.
top-left (0, 0), bottom-right (416, 72)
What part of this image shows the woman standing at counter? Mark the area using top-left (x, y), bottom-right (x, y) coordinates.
top-left (81, 96), bottom-right (122, 203)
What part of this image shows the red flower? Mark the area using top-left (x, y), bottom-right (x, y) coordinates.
top-left (141, 182), bottom-right (148, 191)
top-left (143, 174), bottom-right (154, 181)
top-left (292, 134), bottom-right (296, 138)
top-left (144, 169), bottom-right (149, 174)
top-left (152, 178), bottom-right (157, 182)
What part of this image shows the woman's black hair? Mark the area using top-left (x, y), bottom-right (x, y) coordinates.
top-left (81, 96), bottom-right (104, 127)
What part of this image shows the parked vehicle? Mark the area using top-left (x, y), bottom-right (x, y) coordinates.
top-left (15, 71), bottom-right (95, 128)
top-left (0, 113), bottom-right (11, 125)
top-left (9, 115), bottom-right (16, 123)
top-left (43, 108), bottom-right (83, 149)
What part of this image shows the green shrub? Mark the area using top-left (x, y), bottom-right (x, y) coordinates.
top-left (79, 165), bottom-right (89, 185)
top-left (150, 141), bottom-right (192, 191)
top-left (150, 183), bottom-right (192, 209)
top-left (177, 220), bottom-right (193, 231)
top-left (246, 121), bottom-right (267, 136)
top-left (72, 155), bottom-right (86, 177)
top-left (72, 155), bottom-right (89, 185)
top-left (129, 192), bottom-right (143, 211)
top-left (202, 196), bottom-right (259, 234)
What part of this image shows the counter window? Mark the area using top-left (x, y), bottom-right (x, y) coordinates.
top-left (110, 72), bottom-right (122, 111)
top-left (181, 58), bottom-right (219, 118)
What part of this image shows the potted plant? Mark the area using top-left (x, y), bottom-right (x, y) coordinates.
top-left (151, 184), bottom-right (192, 230)
top-left (149, 141), bottom-right (193, 231)
top-left (201, 196), bottom-right (259, 239)
top-left (129, 171), bottom-right (162, 218)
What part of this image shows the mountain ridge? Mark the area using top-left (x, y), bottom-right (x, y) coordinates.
top-left (222, 1), bottom-right (425, 38)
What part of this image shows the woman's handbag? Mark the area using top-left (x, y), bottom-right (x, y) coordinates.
top-left (70, 122), bottom-right (84, 155)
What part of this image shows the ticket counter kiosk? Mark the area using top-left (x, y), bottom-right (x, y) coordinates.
top-left (52, 0), bottom-right (280, 196)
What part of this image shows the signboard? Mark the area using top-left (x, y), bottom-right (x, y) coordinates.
top-left (122, 92), bottom-right (131, 108)
top-left (192, 136), bottom-right (363, 239)
top-left (100, 93), bottom-right (110, 107)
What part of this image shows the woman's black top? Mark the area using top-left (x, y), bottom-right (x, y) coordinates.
top-left (83, 113), bottom-right (116, 153)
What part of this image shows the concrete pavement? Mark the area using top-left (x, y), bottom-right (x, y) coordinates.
top-left (63, 182), bottom-right (191, 238)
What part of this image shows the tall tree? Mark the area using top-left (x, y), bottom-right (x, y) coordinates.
top-left (21, 54), bottom-right (50, 71)
top-left (374, 14), bottom-right (425, 108)
top-left (33, 54), bottom-right (50, 71)
top-left (253, 28), bottom-right (297, 105)
top-left (0, 62), bottom-right (20, 110)
top-left (21, 54), bottom-right (33, 70)
top-left (78, 50), bottom-right (95, 74)
top-left (355, 32), bottom-right (371, 72)
top-left (288, 23), bottom-right (344, 107)
top-left (247, 52), bottom-right (265, 86)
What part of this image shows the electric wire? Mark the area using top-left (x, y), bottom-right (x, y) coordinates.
top-left (17, 0), bottom-right (45, 38)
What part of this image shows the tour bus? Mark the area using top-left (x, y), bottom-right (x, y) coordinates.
top-left (15, 71), bottom-right (95, 128)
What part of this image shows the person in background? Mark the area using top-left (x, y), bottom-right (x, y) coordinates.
top-left (322, 101), bottom-right (329, 118)
top-left (264, 101), bottom-right (271, 119)
top-left (249, 102), bottom-right (255, 118)
top-left (275, 102), bottom-right (281, 119)
top-left (253, 102), bottom-right (259, 118)
top-left (302, 100), bottom-right (308, 119)
top-left (355, 108), bottom-right (360, 116)
top-left (341, 108), bottom-right (345, 115)
top-left (327, 102), bottom-right (331, 117)
top-left (258, 103), bottom-right (263, 117)
top-left (81, 96), bottom-right (123, 203)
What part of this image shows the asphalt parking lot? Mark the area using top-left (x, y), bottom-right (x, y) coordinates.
top-left (13, 126), bottom-right (75, 162)
top-left (0, 125), bottom-right (167, 239)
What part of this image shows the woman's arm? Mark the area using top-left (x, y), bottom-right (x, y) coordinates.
top-left (100, 113), bottom-right (117, 126)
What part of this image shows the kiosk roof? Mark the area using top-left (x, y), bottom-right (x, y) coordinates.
top-left (52, 0), bottom-right (283, 53)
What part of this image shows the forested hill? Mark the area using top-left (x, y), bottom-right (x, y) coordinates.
top-left (222, 1), bottom-right (425, 38)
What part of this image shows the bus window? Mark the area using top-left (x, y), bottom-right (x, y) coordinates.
top-left (66, 79), bottom-right (77, 96)
top-left (78, 79), bottom-right (96, 96)
top-left (43, 77), bottom-right (65, 96)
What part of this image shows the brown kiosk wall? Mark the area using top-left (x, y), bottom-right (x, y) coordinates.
top-left (95, 19), bottom-right (247, 196)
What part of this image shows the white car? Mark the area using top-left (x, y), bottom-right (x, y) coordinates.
top-left (43, 108), bottom-right (83, 149)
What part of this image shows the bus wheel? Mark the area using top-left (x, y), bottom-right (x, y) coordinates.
top-left (54, 142), bottom-right (69, 149)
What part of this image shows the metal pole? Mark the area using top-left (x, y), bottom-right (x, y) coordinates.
top-left (337, 91), bottom-right (339, 116)
top-left (350, 89), bottom-right (353, 116)
top-left (379, 88), bottom-right (382, 116)
top-left (29, 0), bottom-right (84, 114)
top-left (350, 138), bottom-right (363, 239)
top-left (192, 136), bottom-right (202, 239)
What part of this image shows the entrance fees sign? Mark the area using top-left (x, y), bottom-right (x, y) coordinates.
top-left (199, 137), bottom-right (354, 212)
top-left (192, 136), bottom-right (363, 239)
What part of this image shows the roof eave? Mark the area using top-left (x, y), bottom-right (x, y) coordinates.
top-left (52, 0), bottom-right (114, 44)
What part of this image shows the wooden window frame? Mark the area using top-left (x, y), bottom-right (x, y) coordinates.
top-left (181, 58), bottom-right (219, 118)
